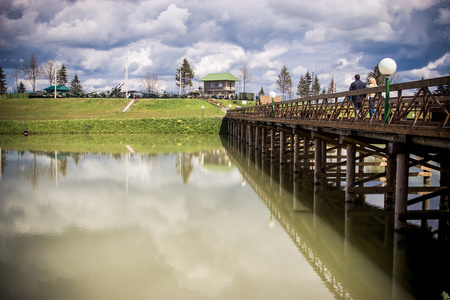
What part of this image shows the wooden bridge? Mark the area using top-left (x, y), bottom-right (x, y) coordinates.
top-left (224, 76), bottom-right (450, 237)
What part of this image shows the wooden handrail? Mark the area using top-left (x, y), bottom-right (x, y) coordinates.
top-left (226, 76), bottom-right (450, 130)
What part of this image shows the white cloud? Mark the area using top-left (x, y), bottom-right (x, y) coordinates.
top-left (436, 7), bottom-right (450, 25)
top-left (0, 0), bottom-right (448, 94)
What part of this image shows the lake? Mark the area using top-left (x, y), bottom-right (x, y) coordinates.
top-left (0, 134), bottom-right (448, 300)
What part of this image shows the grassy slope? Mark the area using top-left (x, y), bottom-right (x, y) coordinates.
top-left (0, 98), bottom-right (257, 134)
top-left (0, 98), bottom-right (226, 120)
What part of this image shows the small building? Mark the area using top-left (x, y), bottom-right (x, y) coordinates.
top-left (44, 85), bottom-right (71, 97)
top-left (198, 73), bottom-right (240, 99)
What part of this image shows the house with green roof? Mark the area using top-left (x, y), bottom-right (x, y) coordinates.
top-left (198, 73), bottom-right (240, 98)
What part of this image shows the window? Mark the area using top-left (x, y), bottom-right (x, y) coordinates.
top-left (211, 82), bottom-right (223, 88)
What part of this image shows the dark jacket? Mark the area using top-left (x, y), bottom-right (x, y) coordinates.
top-left (349, 79), bottom-right (366, 102)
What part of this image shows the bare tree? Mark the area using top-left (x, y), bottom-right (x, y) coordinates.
top-left (141, 72), bottom-right (161, 94)
top-left (9, 65), bottom-right (22, 92)
top-left (42, 60), bottom-right (57, 86)
top-left (22, 54), bottom-right (42, 92)
top-left (240, 62), bottom-right (253, 93)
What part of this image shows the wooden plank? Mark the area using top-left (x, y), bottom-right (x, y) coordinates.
top-left (348, 186), bottom-right (444, 194)
top-left (400, 210), bottom-right (450, 220)
top-left (407, 187), bottom-right (448, 206)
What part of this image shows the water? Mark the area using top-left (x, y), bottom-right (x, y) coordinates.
top-left (0, 135), bottom-right (448, 299)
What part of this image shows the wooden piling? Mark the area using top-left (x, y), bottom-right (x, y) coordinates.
top-left (394, 152), bottom-right (409, 231)
top-left (345, 143), bottom-right (356, 202)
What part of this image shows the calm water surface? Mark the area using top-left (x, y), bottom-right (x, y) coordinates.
top-left (0, 135), bottom-right (448, 299)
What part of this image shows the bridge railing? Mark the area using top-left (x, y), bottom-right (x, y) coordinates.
top-left (226, 76), bottom-right (450, 128)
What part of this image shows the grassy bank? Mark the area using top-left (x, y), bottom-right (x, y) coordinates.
top-left (0, 98), bottom-right (228, 120)
top-left (0, 117), bottom-right (227, 134)
top-left (0, 98), bottom-right (237, 134)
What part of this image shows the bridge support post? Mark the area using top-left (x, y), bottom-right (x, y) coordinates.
top-left (294, 130), bottom-right (299, 173)
top-left (345, 143), bottom-right (356, 202)
top-left (239, 123), bottom-right (243, 142)
top-left (280, 130), bottom-right (285, 164)
top-left (394, 151), bottom-right (409, 231)
top-left (254, 126), bottom-right (259, 150)
top-left (270, 129), bottom-right (275, 158)
top-left (314, 138), bottom-right (323, 185)
top-left (439, 156), bottom-right (449, 241)
top-left (261, 127), bottom-right (266, 154)
top-left (303, 137), bottom-right (310, 168)
top-left (386, 151), bottom-right (396, 203)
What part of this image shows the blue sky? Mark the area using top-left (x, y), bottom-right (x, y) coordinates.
top-left (1, 0), bottom-right (449, 95)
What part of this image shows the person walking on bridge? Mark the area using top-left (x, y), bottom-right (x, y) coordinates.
top-left (367, 77), bottom-right (378, 118)
top-left (349, 74), bottom-right (366, 118)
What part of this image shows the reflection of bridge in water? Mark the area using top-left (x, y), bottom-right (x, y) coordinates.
top-left (224, 136), bottom-right (448, 300)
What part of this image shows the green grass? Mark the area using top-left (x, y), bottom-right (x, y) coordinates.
top-left (0, 98), bottom-right (232, 134)
top-left (0, 98), bottom-right (226, 120)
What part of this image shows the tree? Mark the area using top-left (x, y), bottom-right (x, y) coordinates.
top-left (57, 64), bottom-right (68, 86)
top-left (276, 65), bottom-right (292, 97)
top-left (0, 66), bottom-right (6, 95)
top-left (434, 84), bottom-right (450, 94)
top-left (259, 86), bottom-right (265, 96)
top-left (22, 54), bottom-right (42, 93)
top-left (10, 65), bottom-right (22, 92)
top-left (70, 74), bottom-right (83, 94)
top-left (366, 65), bottom-right (400, 86)
top-left (240, 62), bottom-right (253, 93)
top-left (297, 71), bottom-right (312, 98)
top-left (312, 75), bottom-right (321, 96)
top-left (141, 72), bottom-right (161, 94)
top-left (42, 60), bottom-right (57, 86)
top-left (17, 81), bottom-right (26, 93)
top-left (175, 58), bottom-right (195, 95)
top-left (327, 79), bottom-right (336, 94)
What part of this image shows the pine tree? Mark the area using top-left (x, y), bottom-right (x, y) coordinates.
top-left (312, 75), bottom-right (321, 96)
top-left (434, 84), bottom-right (450, 94)
top-left (259, 86), bottom-right (265, 96)
top-left (297, 71), bottom-right (312, 98)
top-left (70, 74), bottom-right (83, 94)
top-left (0, 66), bottom-right (7, 95)
top-left (57, 64), bottom-right (68, 86)
top-left (175, 58), bottom-right (195, 95)
top-left (17, 81), bottom-right (26, 93)
top-left (366, 65), bottom-right (400, 85)
top-left (327, 79), bottom-right (335, 94)
top-left (276, 65), bottom-right (292, 97)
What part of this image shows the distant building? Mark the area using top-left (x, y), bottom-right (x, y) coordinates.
top-left (198, 73), bottom-right (240, 99)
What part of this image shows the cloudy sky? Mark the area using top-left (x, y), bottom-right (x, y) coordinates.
top-left (1, 0), bottom-right (449, 95)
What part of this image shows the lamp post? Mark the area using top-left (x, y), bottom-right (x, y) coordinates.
top-left (269, 91), bottom-right (276, 118)
top-left (378, 58), bottom-right (397, 124)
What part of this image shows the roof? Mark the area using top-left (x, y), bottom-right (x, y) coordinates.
top-left (198, 73), bottom-right (240, 82)
top-left (44, 85), bottom-right (71, 92)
